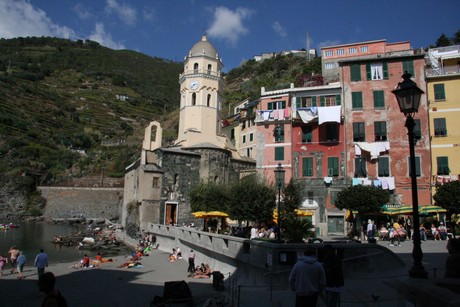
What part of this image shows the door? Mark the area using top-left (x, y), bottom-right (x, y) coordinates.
top-left (327, 216), bottom-right (344, 234)
top-left (165, 203), bottom-right (177, 225)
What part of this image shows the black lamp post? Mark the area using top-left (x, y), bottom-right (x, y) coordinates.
top-left (274, 163), bottom-right (285, 242)
top-left (392, 72), bottom-right (428, 278)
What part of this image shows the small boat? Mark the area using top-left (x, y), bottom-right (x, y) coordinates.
top-left (0, 224), bottom-right (9, 230)
top-left (8, 223), bottom-right (19, 229)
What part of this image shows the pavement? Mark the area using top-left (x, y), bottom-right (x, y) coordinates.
top-left (0, 234), bottom-right (452, 307)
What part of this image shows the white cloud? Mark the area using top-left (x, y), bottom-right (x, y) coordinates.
top-left (0, 0), bottom-right (75, 39)
top-left (105, 0), bottom-right (136, 26)
top-left (318, 39), bottom-right (341, 48)
top-left (142, 7), bottom-right (155, 22)
top-left (272, 21), bottom-right (287, 37)
top-left (88, 23), bottom-right (125, 50)
top-left (73, 3), bottom-right (92, 20)
top-left (207, 7), bottom-right (254, 46)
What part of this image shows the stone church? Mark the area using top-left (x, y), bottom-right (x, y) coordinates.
top-left (122, 35), bottom-right (255, 231)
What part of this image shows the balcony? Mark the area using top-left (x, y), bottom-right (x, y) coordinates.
top-left (179, 68), bottom-right (221, 79)
top-left (426, 65), bottom-right (460, 77)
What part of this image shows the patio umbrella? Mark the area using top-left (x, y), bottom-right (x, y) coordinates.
top-left (382, 206), bottom-right (402, 215)
top-left (295, 209), bottom-right (313, 217)
top-left (204, 211), bottom-right (229, 218)
top-left (395, 206), bottom-right (413, 214)
top-left (192, 211), bottom-right (207, 218)
top-left (420, 205), bottom-right (447, 214)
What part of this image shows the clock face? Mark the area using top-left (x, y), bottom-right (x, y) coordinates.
top-left (189, 80), bottom-right (199, 90)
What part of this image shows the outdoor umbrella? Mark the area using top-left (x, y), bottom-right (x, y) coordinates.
top-left (420, 205), bottom-right (447, 214)
top-left (192, 211), bottom-right (207, 218)
top-left (203, 211), bottom-right (229, 218)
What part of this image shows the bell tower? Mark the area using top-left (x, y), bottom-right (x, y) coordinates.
top-left (176, 35), bottom-right (224, 148)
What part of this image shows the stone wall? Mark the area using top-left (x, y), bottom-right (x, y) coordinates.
top-left (39, 186), bottom-right (123, 220)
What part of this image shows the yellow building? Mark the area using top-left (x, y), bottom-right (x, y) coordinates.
top-left (425, 46), bottom-right (460, 200)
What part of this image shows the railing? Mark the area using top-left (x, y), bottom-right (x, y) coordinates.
top-left (426, 65), bottom-right (460, 77)
top-left (179, 68), bottom-right (221, 78)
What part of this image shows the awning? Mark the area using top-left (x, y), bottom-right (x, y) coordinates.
top-left (420, 205), bottom-right (447, 214)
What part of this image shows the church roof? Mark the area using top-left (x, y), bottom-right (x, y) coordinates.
top-left (189, 35), bottom-right (218, 59)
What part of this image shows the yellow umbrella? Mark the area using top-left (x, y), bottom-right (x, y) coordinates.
top-left (420, 205), bottom-right (447, 214)
top-left (295, 209), bottom-right (313, 217)
top-left (192, 211), bottom-right (207, 218)
top-left (204, 211), bottom-right (229, 218)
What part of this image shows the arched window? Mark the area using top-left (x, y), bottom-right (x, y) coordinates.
top-left (192, 93), bottom-right (196, 106)
top-left (193, 63), bottom-right (199, 73)
top-left (207, 64), bottom-right (212, 74)
top-left (207, 94), bottom-right (211, 107)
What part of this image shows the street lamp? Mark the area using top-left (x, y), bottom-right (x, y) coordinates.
top-left (392, 72), bottom-right (428, 278)
top-left (274, 162), bottom-right (285, 242)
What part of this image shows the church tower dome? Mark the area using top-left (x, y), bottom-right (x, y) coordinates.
top-left (189, 35), bottom-right (219, 59)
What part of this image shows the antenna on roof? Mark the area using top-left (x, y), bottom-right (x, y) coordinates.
top-left (306, 32), bottom-right (310, 61)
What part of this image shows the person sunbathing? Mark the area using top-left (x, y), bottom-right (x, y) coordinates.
top-left (193, 264), bottom-right (212, 278)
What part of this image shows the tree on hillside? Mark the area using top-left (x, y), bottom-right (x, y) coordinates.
top-left (436, 33), bottom-right (452, 47)
top-left (226, 174), bottom-right (275, 225)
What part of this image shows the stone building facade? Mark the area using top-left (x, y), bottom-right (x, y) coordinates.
top-left (122, 36), bottom-right (255, 231)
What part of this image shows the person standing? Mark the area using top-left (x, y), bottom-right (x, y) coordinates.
top-left (17, 251), bottom-right (26, 280)
top-left (188, 249), bottom-right (196, 273)
top-left (34, 249), bottom-right (48, 275)
top-left (38, 272), bottom-right (68, 307)
top-left (289, 247), bottom-right (326, 307)
top-left (445, 238), bottom-right (460, 278)
top-left (8, 246), bottom-right (20, 274)
top-left (322, 245), bottom-right (344, 307)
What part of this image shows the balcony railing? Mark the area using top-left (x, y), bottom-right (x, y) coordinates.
top-left (179, 69), bottom-right (221, 79)
top-left (426, 65), bottom-right (460, 77)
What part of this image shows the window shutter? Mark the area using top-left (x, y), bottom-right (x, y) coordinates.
top-left (302, 157), bottom-right (313, 177)
top-left (434, 84), bottom-right (446, 100)
top-left (296, 97), bottom-right (301, 108)
top-left (268, 102), bottom-right (273, 110)
top-left (312, 96), bottom-right (317, 107)
top-left (320, 96), bottom-right (325, 106)
top-left (350, 64), bottom-right (361, 81)
top-left (366, 63), bottom-right (371, 80)
top-left (383, 62), bottom-right (389, 79)
top-left (275, 147), bottom-right (284, 161)
top-left (336, 94), bottom-right (341, 105)
top-left (402, 60), bottom-right (414, 76)
top-left (282, 101), bottom-right (286, 109)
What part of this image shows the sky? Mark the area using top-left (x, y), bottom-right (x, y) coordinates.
top-left (0, 0), bottom-right (458, 72)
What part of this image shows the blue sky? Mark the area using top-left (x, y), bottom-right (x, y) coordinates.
top-left (0, 0), bottom-right (458, 72)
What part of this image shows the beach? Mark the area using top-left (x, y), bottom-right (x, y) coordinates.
top-left (0, 248), bottom-right (222, 307)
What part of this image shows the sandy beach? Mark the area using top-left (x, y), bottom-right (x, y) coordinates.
top-left (0, 248), bottom-right (223, 307)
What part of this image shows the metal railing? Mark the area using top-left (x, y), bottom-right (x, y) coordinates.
top-left (426, 65), bottom-right (460, 77)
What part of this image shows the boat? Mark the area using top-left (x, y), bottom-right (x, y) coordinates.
top-left (7, 223), bottom-right (19, 229)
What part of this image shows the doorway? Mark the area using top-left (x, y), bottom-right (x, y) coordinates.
top-left (165, 202), bottom-right (178, 225)
top-left (327, 216), bottom-right (344, 235)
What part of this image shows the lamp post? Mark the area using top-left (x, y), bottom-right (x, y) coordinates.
top-left (274, 162), bottom-right (285, 242)
top-left (392, 72), bottom-right (428, 278)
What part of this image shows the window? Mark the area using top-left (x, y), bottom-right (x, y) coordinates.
top-left (275, 147), bottom-right (284, 161)
top-left (207, 64), bottom-right (212, 73)
top-left (322, 95), bottom-right (340, 106)
top-left (434, 118), bottom-right (447, 136)
top-left (192, 93), bottom-right (196, 106)
top-left (207, 94), bottom-right (211, 107)
top-left (366, 62), bottom-right (388, 80)
top-left (434, 84), bottom-right (446, 101)
top-left (274, 124), bottom-right (284, 142)
top-left (325, 50), bottom-right (334, 57)
top-left (354, 157), bottom-right (367, 177)
top-left (360, 46), bottom-right (369, 53)
top-left (250, 133), bottom-right (254, 142)
top-left (373, 90), bottom-right (385, 108)
top-left (267, 100), bottom-right (286, 110)
top-left (242, 135), bottom-right (246, 143)
top-left (296, 96), bottom-right (317, 108)
top-left (352, 92), bottom-right (363, 109)
top-left (414, 119), bottom-right (422, 140)
top-left (437, 156), bottom-right (450, 175)
top-left (374, 121), bottom-right (387, 141)
top-left (325, 62), bottom-right (334, 69)
top-left (402, 60), bottom-right (414, 76)
top-left (328, 157), bottom-right (339, 176)
top-left (349, 47), bottom-right (357, 54)
top-left (337, 49), bottom-right (344, 55)
top-left (193, 62), bottom-right (199, 73)
top-left (325, 123), bottom-right (339, 142)
top-left (230, 129), bottom-right (235, 140)
top-left (350, 64), bottom-right (361, 81)
top-left (408, 156), bottom-right (421, 177)
top-left (302, 157), bottom-right (314, 177)
top-left (353, 122), bottom-right (365, 142)
top-left (378, 157), bottom-right (390, 177)
top-left (302, 125), bottom-right (312, 143)
top-left (152, 177), bottom-right (160, 188)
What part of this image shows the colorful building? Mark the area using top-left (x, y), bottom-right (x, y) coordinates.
top-left (425, 45), bottom-right (460, 199)
top-left (321, 40), bottom-right (432, 213)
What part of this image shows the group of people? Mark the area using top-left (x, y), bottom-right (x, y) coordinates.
top-left (420, 222), bottom-right (449, 241)
top-left (250, 224), bottom-right (276, 239)
top-left (0, 246), bottom-right (49, 279)
top-left (289, 245), bottom-right (344, 307)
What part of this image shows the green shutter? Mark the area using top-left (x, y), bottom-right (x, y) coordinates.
top-left (320, 96), bottom-right (325, 106)
top-left (378, 157), bottom-right (389, 176)
top-left (383, 62), bottom-right (389, 79)
top-left (350, 64), bottom-right (361, 81)
top-left (312, 96), bottom-right (317, 107)
top-left (402, 60), bottom-right (414, 76)
top-left (282, 101), bottom-right (286, 109)
top-left (437, 156), bottom-right (450, 175)
top-left (414, 119), bottom-right (421, 140)
top-left (373, 90), bottom-right (384, 108)
top-left (410, 157), bottom-right (421, 177)
top-left (328, 157), bottom-right (339, 176)
top-left (302, 157), bottom-right (313, 177)
top-left (352, 92), bottom-right (363, 109)
top-left (275, 147), bottom-right (284, 161)
top-left (296, 97), bottom-right (301, 108)
top-left (336, 94), bottom-right (341, 105)
top-left (434, 84), bottom-right (446, 101)
top-left (366, 63), bottom-right (371, 80)
top-left (268, 102), bottom-right (273, 110)
top-left (302, 125), bottom-right (312, 143)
